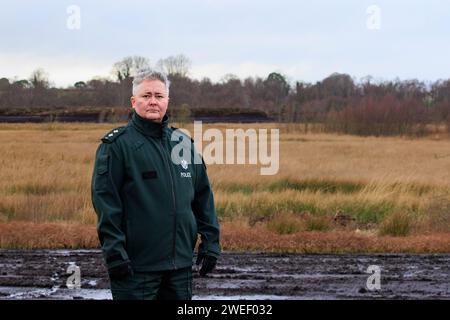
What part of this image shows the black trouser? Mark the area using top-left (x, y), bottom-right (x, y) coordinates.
top-left (110, 267), bottom-right (192, 300)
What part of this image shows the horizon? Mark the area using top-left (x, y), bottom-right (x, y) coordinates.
top-left (1, 68), bottom-right (447, 90)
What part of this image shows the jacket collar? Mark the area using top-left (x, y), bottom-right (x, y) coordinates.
top-left (130, 111), bottom-right (169, 138)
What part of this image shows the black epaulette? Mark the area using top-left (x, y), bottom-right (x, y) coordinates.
top-left (101, 126), bottom-right (126, 143)
top-left (171, 126), bottom-right (194, 143)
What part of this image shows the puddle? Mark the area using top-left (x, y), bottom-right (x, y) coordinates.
top-left (1, 250), bottom-right (449, 299)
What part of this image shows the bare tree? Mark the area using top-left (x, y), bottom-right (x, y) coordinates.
top-left (220, 73), bottom-right (239, 83)
top-left (112, 56), bottom-right (150, 82)
top-left (29, 68), bottom-right (49, 89)
top-left (321, 73), bottom-right (355, 98)
top-left (28, 68), bottom-right (50, 107)
top-left (112, 56), bottom-right (150, 106)
top-left (265, 72), bottom-right (290, 116)
top-left (156, 54), bottom-right (191, 77)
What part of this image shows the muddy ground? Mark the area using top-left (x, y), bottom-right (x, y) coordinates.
top-left (0, 250), bottom-right (449, 300)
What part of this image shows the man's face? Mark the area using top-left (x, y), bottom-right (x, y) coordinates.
top-left (131, 79), bottom-right (169, 122)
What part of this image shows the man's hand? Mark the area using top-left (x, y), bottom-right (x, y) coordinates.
top-left (196, 253), bottom-right (217, 277)
top-left (108, 261), bottom-right (133, 280)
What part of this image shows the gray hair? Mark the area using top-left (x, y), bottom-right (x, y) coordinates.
top-left (132, 68), bottom-right (170, 97)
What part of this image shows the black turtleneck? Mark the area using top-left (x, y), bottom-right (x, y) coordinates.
top-left (130, 111), bottom-right (169, 138)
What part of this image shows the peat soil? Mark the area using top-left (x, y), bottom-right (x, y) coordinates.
top-left (0, 250), bottom-right (449, 300)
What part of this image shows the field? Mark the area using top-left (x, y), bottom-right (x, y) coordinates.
top-left (1, 122), bottom-right (450, 252)
top-left (1, 250), bottom-right (449, 299)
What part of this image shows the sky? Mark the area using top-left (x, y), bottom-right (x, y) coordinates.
top-left (0, 0), bottom-right (449, 87)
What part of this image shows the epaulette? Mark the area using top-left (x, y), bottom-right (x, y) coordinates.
top-left (171, 126), bottom-right (194, 143)
top-left (101, 126), bottom-right (127, 143)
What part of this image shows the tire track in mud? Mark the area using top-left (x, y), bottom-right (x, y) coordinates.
top-left (0, 250), bottom-right (449, 299)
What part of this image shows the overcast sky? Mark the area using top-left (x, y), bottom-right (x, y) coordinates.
top-left (1, 0), bottom-right (449, 87)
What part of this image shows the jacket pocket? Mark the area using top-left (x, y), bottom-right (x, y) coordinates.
top-left (95, 154), bottom-right (109, 190)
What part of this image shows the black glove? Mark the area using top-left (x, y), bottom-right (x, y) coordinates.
top-left (196, 253), bottom-right (217, 277)
top-left (108, 261), bottom-right (133, 280)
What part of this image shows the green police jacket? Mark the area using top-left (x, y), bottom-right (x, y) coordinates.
top-left (91, 111), bottom-right (220, 272)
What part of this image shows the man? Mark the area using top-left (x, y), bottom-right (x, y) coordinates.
top-left (91, 68), bottom-right (220, 300)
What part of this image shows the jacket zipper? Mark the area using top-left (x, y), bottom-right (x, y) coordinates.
top-left (159, 139), bottom-right (178, 270)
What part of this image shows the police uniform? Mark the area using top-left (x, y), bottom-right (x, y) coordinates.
top-left (91, 111), bottom-right (220, 299)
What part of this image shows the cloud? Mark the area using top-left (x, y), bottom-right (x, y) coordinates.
top-left (1, 0), bottom-right (449, 86)
top-left (0, 53), bottom-right (113, 87)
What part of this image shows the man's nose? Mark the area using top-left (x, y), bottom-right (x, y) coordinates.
top-left (148, 96), bottom-right (158, 104)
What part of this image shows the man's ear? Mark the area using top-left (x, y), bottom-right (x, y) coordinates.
top-left (130, 96), bottom-right (136, 108)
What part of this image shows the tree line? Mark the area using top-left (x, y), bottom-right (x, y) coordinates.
top-left (1, 55), bottom-right (450, 136)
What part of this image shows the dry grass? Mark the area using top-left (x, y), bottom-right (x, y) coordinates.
top-left (266, 212), bottom-right (304, 235)
top-left (379, 211), bottom-right (414, 237)
top-left (2, 220), bottom-right (450, 253)
top-left (221, 220), bottom-right (450, 253)
top-left (0, 221), bottom-right (99, 249)
top-left (0, 122), bottom-right (449, 251)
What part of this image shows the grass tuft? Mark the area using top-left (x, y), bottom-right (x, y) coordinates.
top-left (379, 212), bottom-right (414, 237)
top-left (304, 215), bottom-right (331, 232)
top-left (266, 212), bottom-right (303, 235)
